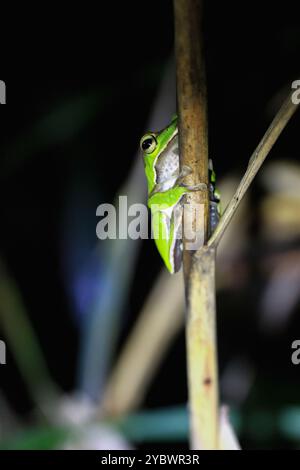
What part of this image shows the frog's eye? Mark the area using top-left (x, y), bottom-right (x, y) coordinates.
top-left (140, 134), bottom-right (157, 154)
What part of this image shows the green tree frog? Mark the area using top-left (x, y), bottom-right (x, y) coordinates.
top-left (140, 115), bottom-right (220, 274)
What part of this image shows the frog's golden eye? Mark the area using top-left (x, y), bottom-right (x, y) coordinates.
top-left (140, 134), bottom-right (157, 154)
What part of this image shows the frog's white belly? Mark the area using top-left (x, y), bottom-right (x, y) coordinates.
top-left (155, 135), bottom-right (179, 192)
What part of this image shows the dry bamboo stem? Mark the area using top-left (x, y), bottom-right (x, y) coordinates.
top-left (174, 0), bottom-right (219, 449)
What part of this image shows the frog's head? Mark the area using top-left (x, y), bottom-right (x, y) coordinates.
top-left (140, 115), bottom-right (178, 194)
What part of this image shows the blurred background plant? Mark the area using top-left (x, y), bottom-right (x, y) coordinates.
top-left (0, 0), bottom-right (299, 450)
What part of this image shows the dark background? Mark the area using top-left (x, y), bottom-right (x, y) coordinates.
top-left (0, 0), bottom-right (300, 449)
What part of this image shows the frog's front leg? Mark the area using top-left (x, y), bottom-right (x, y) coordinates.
top-left (180, 181), bottom-right (207, 192)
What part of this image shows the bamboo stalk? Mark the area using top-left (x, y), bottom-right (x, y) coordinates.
top-left (174, 0), bottom-right (209, 264)
top-left (174, 0), bottom-right (219, 449)
top-left (186, 247), bottom-right (218, 449)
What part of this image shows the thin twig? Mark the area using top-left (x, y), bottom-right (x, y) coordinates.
top-left (208, 92), bottom-right (299, 248)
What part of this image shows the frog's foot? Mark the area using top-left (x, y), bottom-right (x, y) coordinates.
top-left (180, 182), bottom-right (207, 192)
top-left (177, 165), bottom-right (207, 191)
top-left (175, 165), bottom-right (192, 186)
top-left (180, 165), bottom-right (193, 177)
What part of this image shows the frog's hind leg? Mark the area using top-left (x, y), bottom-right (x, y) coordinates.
top-left (156, 202), bottom-right (183, 274)
top-left (169, 202), bottom-right (184, 273)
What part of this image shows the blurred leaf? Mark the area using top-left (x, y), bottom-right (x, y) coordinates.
top-left (0, 426), bottom-right (70, 450)
top-left (115, 406), bottom-right (188, 443)
top-left (1, 91), bottom-right (104, 176)
top-left (0, 260), bottom-right (59, 407)
top-left (0, 407), bottom-right (189, 449)
top-left (279, 407), bottom-right (300, 441)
